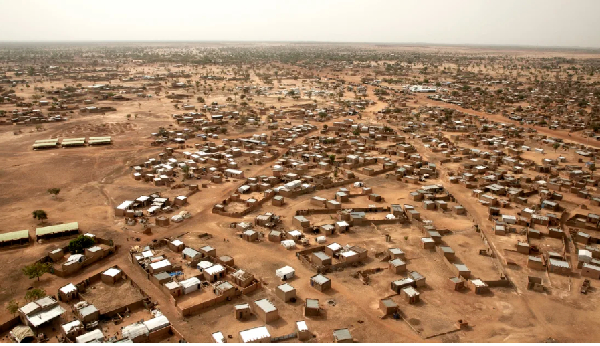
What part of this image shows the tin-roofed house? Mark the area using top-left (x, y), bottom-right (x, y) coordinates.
top-left (239, 326), bottom-right (270, 343)
top-left (253, 298), bottom-right (279, 323)
top-left (276, 283), bottom-right (296, 302)
top-left (310, 274), bottom-right (331, 292)
top-left (101, 267), bottom-right (122, 284)
top-left (333, 328), bottom-right (353, 343)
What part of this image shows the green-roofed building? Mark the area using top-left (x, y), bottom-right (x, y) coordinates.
top-left (88, 137), bottom-right (112, 146)
top-left (33, 139), bottom-right (59, 150)
top-left (61, 138), bottom-right (86, 147)
top-left (0, 230), bottom-right (30, 247)
top-left (36, 222), bottom-right (79, 240)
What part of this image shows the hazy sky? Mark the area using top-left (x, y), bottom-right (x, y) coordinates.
top-left (1, 0), bottom-right (599, 47)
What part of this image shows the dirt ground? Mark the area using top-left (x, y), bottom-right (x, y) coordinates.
top-left (1, 43), bottom-right (600, 343)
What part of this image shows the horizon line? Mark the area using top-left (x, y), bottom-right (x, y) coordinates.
top-left (0, 40), bottom-right (599, 51)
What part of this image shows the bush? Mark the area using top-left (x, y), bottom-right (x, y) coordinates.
top-left (25, 288), bottom-right (46, 302)
top-left (68, 235), bottom-right (96, 254)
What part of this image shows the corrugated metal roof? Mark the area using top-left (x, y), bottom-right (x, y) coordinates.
top-left (0, 229), bottom-right (29, 242)
top-left (239, 326), bottom-right (270, 343)
top-left (35, 222), bottom-right (78, 236)
top-left (76, 329), bottom-right (104, 343)
top-left (122, 322), bottom-right (149, 340)
top-left (143, 315), bottom-right (169, 332)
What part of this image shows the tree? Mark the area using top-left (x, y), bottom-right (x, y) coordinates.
top-left (329, 155), bottom-right (336, 164)
top-left (553, 142), bottom-right (560, 152)
top-left (68, 235), bottom-right (95, 254)
top-left (47, 188), bottom-right (60, 198)
top-left (22, 262), bottom-right (52, 281)
top-left (6, 300), bottom-right (18, 315)
top-left (25, 288), bottom-right (46, 302)
top-left (32, 210), bottom-right (48, 222)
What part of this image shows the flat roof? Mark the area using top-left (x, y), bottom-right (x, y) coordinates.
top-left (255, 298), bottom-right (277, 313)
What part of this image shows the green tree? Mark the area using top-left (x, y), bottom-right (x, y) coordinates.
top-left (68, 235), bottom-right (95, 254)
top-left (553, 142), bottom-right (560, 152)
top-left (32, 210), bottom-right (48, 222)
top-left (25, 288), bottom-right (46, 301)
top-left (6, 300), bottom-right (18, 315)
top-left (22, 262), bottom-right (52, 281)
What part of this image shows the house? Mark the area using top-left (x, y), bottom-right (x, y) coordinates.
top-left (311, 251), bottom-right (332, 266)
top-left (200, 245), bottom-right (217, 257)
top-left (276, 266), bottom-right (295, 281)
top-left (293, 215), bottom-right (310, 228)
top-left (379, 298), bottom-right (398, 315)
top-left (61, 320), bottom-right (83, 340)
top-left (325, 243), bottom-right (342, 256)
top-left (165, 281), bottom-right (182, 297)
top-left (239, 326), bottom-right (270, 343)
top-left (281, 239), bottom-right (296, 250)
top-left (149, 259), bottom-right (172, 274)
top-left (76, 329), bottom-right (105, 343)
top-left (409, 271), bottom-right (426, 287)
top-left (208, 280), bottom-right (233, 297)
top-left (527, 256), bottom-right (545, 270)
top-left (438, 246), bottom-right (455, 261)
top-left (242, 229), bottom-right (259, 242)
top-left (204, 264), bottom-right (226, 282)
top-left (169, 239), bottom-right (185, 252)
top-left (304, 298), bottom-right (320, 316)
top-left (421, 237), bottom-right (435, 250)
top-left (144, 315), bottom-right (170, 335)
top-left (235, 303), bottom-right (252, 320)
top-left (389, 259), bottom-right (406, 274)
top-left (296, 321), bottom-right (311, 341)
top-left (231, 269), bottom-right (255, 288)
top-left (388, 248), bottom-right (405, 260)
top-left (19, 296), bottom-right (65, 329)
top-left (339, 250), bottom-right (359, 263)
top-left (287, 230), bottom-right (303, 241)
top-left (182, 247), bottom-right (201, 262)
top-left (212, 331), bottom-right (226, 343)
top-left (548, 258), bottom-right (571, 275)
top-left (268, 230), bottom-right (283, 242)
top-left (333, 328), bottom-right (353, 343)
top-left (469, 279), bottom-right (490, 294)
top-left (122, 322), bottom-right (150, 342)
top-left (254, 299), bottom-right (279, 323)
top-left (391, 278), bottom-right (415, 293)
top-left (179, 277), bottom-right (202, 294)
top-left (58, 283), bottom-right (78, 302)
top-left (101, 267), bottom-right (122, 284)
top-left (581, 263), bottom-right (600, 280)
top-left (311, 274), bottom-right (331, 292)
top-left (401, 286), bottom-right (420, 304)
top-left (269, 277), bottom-right (295, 300)
top-left (453, 264), bottom-right (471, 279)
top-left (448, 277), bottom-right (465, 291)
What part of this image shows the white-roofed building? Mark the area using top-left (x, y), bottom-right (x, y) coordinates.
top-left (239, 326), bottom-right (270, 343)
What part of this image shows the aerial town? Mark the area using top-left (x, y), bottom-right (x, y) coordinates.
top-left (0, 42), bottom-right (600, 343)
